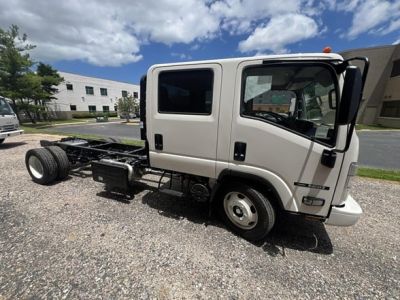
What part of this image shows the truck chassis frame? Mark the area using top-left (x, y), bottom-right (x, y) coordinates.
top-left (40, 137), bottom-right (210, 202)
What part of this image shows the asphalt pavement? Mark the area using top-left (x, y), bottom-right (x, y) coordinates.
top-left (357, 130), bottom-right (400, 169)
top-left (46, 121), bottom-right (141, 140)
top-left (47, 122), bottom-right (400, 170)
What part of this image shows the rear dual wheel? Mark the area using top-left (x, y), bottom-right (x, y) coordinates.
top-left (219, 182), bottom-right (276, 242)
top-left (26, 148), bottom-right (58, 185)
top-left (25, 146), bottom-right (70, 185)
top-left (45, 146), bottom-right (70, 180)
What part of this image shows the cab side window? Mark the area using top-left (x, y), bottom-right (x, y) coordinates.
top-left (242, 64), bottom-right (338, 146)
top-left (158, 69), bottom-right (213, 115)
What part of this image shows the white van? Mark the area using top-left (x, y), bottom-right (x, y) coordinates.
top-left (0, 97), bottom-right (23, 144)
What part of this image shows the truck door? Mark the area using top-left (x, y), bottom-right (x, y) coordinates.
top-left (229, 60), bottom-right (346, 217)
top-left (148, 64), bottom-right (222, 178)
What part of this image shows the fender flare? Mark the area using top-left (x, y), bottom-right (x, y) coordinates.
top-left (211, 169), bottom-right (298, 212)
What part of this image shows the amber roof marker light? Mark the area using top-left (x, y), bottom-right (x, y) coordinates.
top-left (323, 46), bottom-right (332, 53)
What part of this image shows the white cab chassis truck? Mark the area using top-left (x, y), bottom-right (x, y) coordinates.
top-left (25, 53), bottom-right (369, 241)
top-left (0, 97), bottom-right (23, 144)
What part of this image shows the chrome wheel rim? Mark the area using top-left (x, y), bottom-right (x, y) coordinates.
top-left (223, 192), bottom-right (258, 230)
top-left (28, 156), bottom-right (44, 179)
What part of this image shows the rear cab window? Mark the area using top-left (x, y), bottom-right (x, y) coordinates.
top-left (158, 69), bottom-right (214, 115)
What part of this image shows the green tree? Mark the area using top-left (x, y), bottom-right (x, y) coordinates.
top-left (17, 72), bottom-right (45, 122)
top-left (117, 93), bottom-right (138, 122)
top-left (0, 25), bottom-right (35, 121)
top-left (36, 62), bottom-right (63, 101)
top-left (0, 25), bottom-right (64, 123)
top-left (35, 63), bottom-right (64, 120)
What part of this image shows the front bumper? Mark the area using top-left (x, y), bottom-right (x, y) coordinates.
top-left (325, 194), bottom-right (362, 226)
top-left (0, 129), bottom-right (24, 139)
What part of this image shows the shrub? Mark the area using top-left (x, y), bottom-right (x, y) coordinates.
top-left (72, 112), bottom-right (117, 118)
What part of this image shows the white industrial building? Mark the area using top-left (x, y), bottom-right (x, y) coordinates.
top-left (341, 44), bottom-right (400, 128)
top-left (48, 72), bottom-right (139, 119)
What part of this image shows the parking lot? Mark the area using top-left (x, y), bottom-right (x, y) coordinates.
top-left (44, 121), bottom-right (141, 141)
top-left (0, 134), bottom-right (399, 299)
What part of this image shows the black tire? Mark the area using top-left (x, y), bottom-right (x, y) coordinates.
top-left (0, 139), bottom-right (4, 144)
top-left (25, 148), bottom-right (58, 185)
top-left (218, 182), bottom-right (276, 242)
top-left (45, 146), bottom-right (70, 180)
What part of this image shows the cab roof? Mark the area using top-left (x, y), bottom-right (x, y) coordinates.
top-left (149, 53), bottom-right (344, 70)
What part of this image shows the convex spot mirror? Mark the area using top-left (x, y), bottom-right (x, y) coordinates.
top-left (337, 66), bottom-right (362, 125)
top-left (328, 89), bottom-right (336, 109)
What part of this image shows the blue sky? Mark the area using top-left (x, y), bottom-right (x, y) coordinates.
top-left (1, 0), bottom-right (399, 84)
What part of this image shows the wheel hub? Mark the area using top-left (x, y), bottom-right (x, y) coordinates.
top-left (28, 156), bottom-right (44, 179)
top-left (233, 205), bottom-right (244, 217)
top-left (223, 192), bottom-right (258, 230)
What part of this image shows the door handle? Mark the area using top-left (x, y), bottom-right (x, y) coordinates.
top-left (234, 142), bottom-right (246, 161)
top-left (155, 134), bottom-right (163, 150)
top-left (321, 149), bottom-right (336, 168)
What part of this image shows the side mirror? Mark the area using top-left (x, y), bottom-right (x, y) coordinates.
top-left (337, 66), bottom-right (362, 125)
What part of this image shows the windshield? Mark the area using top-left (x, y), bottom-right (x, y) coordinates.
top-left (242, 64), bottom-right (338, 146)
top-left (0, 99), bottom-right (14, 115)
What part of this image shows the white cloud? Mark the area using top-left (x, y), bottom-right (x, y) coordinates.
top-left (190, 44), bottom-right (200, 51)
top-left (212, 0), bottom-right (324, 53)
top-left (2, 0), bottom-right (397, 67)
top-left (1, 0), bottom-right (326, 66)
top-left (335, 0), bottom-right (362, 12)
top-left (171, 52), bottom-right (192, 60)
top-left (210, 0), bottom-right (302, 34)
top-left (0, 0), bottom-right (143, 66)
top-left (340, 0), bottom-right (400, 39)
top-left (379, 19), bottom-right (400, 35)
top-left (123, 0), bottom-right (219, 44)
top-left (347, 0), bottom-right (392, 38)
top-left (0, 0), bottom-right (219, 66)
top-left (238, 14), bottom-right (319, 53)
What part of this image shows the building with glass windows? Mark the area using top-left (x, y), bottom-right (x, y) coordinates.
top-left (340, 44), bottom-right (400, 128)
top-left (48, 72), bottom-right (139, 119)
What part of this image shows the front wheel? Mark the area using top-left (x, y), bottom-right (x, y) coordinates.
top-left (219, 182), bottom-right (276, 241)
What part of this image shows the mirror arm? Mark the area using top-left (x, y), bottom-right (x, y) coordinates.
top-left (342, 57), bottom-right (370, 91)
top-left (333, 121), bottom-right (355, 153)
top-left (333, 57), bottom-right (369, 154)
top-left (322, 120), bottom-right (355, 168)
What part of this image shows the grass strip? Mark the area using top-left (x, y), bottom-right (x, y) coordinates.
top-left (357, 167), bottom-right (400, 182)
top-left (20, 125), bottom-right (144, 147)
top-left (355, 124), bottom-right (397, 130)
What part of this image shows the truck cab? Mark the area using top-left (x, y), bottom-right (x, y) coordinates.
top-left (142, 53), bottom-right (367, 240)
top-left (0, 97), bottom-right (23, 144)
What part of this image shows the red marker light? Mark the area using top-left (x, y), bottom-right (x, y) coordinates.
top-left (323, 46), bottom-right (332, 53)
